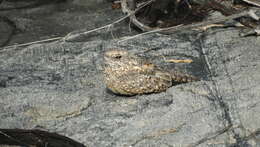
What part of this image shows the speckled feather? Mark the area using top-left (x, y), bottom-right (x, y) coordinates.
top-left (103, 49), bottom-right (198, 95)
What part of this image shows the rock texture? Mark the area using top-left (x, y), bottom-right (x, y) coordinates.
top-left (0, 0), bottom-right (260, 147)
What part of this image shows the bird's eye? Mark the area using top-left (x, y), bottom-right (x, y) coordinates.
top-left (114, 55), bottom-right (122, 59)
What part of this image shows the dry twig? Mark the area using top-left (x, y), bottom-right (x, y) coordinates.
top-left (165, 59), bottom-right (193, 63)
top-left (242, 0), bottom-right (260, 7)
top-left (118, 8), bottom-right (260, 43)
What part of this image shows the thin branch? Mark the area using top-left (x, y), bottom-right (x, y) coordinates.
top-left (63, 14), bottom-right (130, 41)
top-left (0, 0), bottom-right (154, 51)
top-left (242, 0), bottom-right (260, 7)
top-left (0, 37), bottom-right (62, 51)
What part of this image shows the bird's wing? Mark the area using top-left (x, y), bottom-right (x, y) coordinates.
top-left (115, 70), bottom-right (172, 95)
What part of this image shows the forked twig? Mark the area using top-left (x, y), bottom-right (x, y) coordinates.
top-left (121, 0), bottom-right (154, 32)
top-left (118, 8), bottom-right (260, 43)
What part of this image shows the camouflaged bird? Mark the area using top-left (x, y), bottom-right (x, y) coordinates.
top-left (103, 49), bottom-right (198, 95)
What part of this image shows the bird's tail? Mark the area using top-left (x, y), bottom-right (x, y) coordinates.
top-left (171, 71), bottom-right (199, 83)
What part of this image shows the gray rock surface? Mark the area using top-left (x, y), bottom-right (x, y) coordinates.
top-left (0, 0), bottom-right (260, 147)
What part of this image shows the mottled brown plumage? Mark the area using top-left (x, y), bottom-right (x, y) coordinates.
top-left (103, 49), bottom-right (198, 95)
